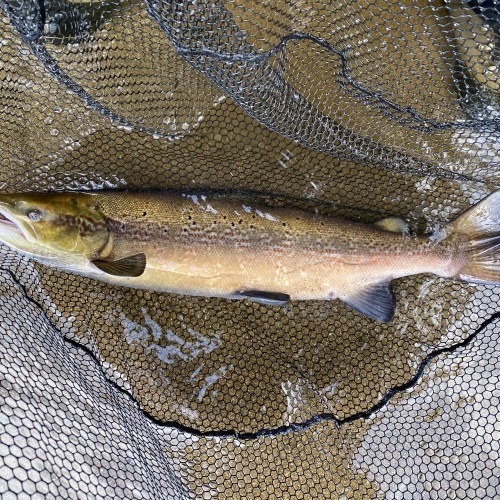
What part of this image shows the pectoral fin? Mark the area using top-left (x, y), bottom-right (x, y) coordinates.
top-left (91, 253), bottom-right (146, 277)
top-left (374, 217), bottom-right (410, 235)
top-left (342, 281), bottom-right (396, 323)
top-left (236, 290), bottom-right (290, 306)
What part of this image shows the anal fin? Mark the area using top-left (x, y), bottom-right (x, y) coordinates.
top-left (91, 253), bottom-right (146, 277)
top-left (341, 281), bottom-right (396, 323)
top-left (236, 290), bottom-right (290, 306)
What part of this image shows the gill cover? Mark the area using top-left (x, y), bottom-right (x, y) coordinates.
top-left (0, 192), bottom-right (109, 258)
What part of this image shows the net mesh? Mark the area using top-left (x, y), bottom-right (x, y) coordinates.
top-left (0, 0), bottom-right (499, 497)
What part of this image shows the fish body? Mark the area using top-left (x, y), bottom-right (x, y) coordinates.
top-left (0, 190), bottom-right (498, 322)
top-left (89, 193), bottom-right (457, 300)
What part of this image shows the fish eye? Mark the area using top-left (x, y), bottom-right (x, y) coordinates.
top-left (28, 209), bottom-right (43, 222)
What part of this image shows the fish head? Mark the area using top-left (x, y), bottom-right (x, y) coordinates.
top-left (0, 192), bottom-right (109, 260)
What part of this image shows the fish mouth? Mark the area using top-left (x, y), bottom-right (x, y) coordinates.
top-left (0, 209), bottom-right (33, 242)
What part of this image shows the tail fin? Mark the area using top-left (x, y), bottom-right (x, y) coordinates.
top-left (447, 190), bottom-right (500, 284)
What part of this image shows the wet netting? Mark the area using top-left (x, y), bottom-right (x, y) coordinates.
top-left (0, 0), bottom-right (499, 498)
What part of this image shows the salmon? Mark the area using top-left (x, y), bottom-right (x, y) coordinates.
top-left (0, 190), bottom-right (498, 322)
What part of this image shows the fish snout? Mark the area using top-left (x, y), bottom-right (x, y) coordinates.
top-left (0, 195), bottom-right (35, 243)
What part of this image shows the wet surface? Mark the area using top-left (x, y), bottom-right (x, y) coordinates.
top-left (0, 0), bottom-right (499, 496)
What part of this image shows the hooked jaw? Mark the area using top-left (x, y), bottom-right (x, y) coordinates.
top-left (0, 197), bottom-right (61, 261)
top-left (0, 199), bottom-right (36, 244)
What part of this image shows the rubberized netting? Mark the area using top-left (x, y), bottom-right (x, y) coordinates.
top-left (0, 0), bottom-right (499, 497)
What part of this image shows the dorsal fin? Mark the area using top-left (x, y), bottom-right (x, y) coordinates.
top-left (341, 281), bottom-right (396, 323)
top-left (236, 290), bottom-right (290, 306)
top-left (91, 253), bottom-right (146, 277)
top-left (373, 217), bottom-right (410, 235)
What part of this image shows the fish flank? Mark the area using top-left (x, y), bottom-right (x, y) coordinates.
top-left (0, 190), bottom-right (499, 322)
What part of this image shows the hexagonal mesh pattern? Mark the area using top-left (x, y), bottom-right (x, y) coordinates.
top-left (0, 0), bottom-right (499, 498)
